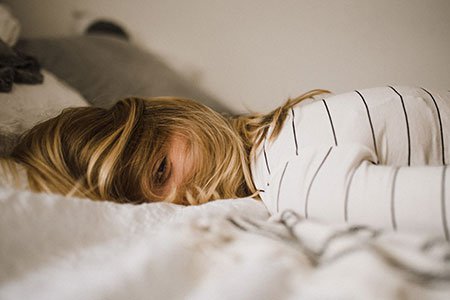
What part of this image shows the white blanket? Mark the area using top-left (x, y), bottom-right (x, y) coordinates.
top-left (1, 187), bottom-right (449, 300)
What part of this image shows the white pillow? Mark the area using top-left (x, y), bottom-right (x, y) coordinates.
top-left (0, 4), bottom-right (20, 46)
top-left (0, 70), bottom-right (89, 155)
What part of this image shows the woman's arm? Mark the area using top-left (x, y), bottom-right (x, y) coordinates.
top-left (267, 145), bottom-right (449, 238)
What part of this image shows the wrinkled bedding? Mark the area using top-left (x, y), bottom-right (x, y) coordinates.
top-left (1, 187), bottom-right (449, 300)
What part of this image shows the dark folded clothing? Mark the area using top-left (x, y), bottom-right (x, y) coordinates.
top-left (0, 67), bottom-right (14, 92)
top-left (0, 39), bottom-right (43, 92)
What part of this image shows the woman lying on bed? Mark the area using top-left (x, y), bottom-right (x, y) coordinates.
top-left (2, 86), bottom-right (449, 236)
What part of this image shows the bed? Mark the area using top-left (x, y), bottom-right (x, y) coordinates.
top-left (1, 13), bottom-right (450, 300)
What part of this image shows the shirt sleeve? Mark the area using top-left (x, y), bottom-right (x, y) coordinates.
top-left (267, 144), bottom-right (449, 238)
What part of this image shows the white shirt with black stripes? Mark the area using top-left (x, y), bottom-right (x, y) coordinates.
top-left (251, 86), bottom-right (450, 239)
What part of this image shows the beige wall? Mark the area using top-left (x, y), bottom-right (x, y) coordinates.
top-left (4, 0), bottom-right (450, 113)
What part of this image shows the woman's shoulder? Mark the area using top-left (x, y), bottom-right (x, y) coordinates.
top-left (292, 85), bottom-right (449, 118)
top-left (308, 86), bottom-right (445, 104)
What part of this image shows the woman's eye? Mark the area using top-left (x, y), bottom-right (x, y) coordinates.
top-left (155, 157), bottom-right (168, 184)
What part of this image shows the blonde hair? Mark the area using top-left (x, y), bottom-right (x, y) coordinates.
top-left (230, 89), bottom-right (330, 160)
top-left (7, 90), bottom-right (329, 205)
top-left (10, 97), bottom-right (254, 205)
top-left (0, 158), bottom-right (28, 189)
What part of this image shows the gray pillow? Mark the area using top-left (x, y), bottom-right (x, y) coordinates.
top-left (16, 35), bottom-right (232, 113)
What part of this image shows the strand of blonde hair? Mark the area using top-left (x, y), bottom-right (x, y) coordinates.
top-left (230, 89), bottom-right (330, 161)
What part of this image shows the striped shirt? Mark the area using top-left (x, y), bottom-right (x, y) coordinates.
top-left (251, 86), bottom-right (450, 238)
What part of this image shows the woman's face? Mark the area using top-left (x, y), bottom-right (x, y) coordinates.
top-left (153, 135), bottom-right (194, 202)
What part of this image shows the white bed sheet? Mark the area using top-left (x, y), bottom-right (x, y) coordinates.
top-left (1, 187), bottom-right (449, 300)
